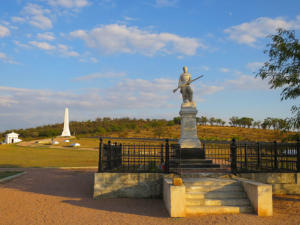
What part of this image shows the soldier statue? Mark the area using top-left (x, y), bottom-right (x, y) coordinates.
top-left (173, 66), bottom-right (203, 107)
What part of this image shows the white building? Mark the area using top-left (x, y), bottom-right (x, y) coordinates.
top-left (5, 132), bottom-right (22, 144)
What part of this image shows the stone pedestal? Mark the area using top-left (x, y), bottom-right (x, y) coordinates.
top-left (179, 105), bottom-right (201, 148)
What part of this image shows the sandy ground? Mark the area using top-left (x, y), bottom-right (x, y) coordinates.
top-left (0, 168), bottom-right (300, 225)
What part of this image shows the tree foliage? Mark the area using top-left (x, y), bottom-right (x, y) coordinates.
top-left (257, 29), bottom-right (300, 100)
top-left (256, 29), bottom-right (300, 130)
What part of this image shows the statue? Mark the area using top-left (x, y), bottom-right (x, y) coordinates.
top-left (173, 66), bottom-right (203, 107)
top-left (173, 66), bottom-right (203, 149)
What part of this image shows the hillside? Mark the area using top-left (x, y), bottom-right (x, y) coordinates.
top-left (1, 118), bottom-right (298, 143)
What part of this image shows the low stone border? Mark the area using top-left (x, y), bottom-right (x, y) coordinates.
top-left (237, 173), bottom-right (300, 195)
top-left (0, 171), bottom-right (26, 183)
top-left (163, 178), bottom-right (186, 217)
top-left (0, 167), bottom-right (98, 170)
top-left (236, 178), bottom-right (273, 216)
top-left (55, 166), bottom-right (98, 169)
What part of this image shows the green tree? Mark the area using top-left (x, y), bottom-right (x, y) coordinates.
top-left (256, 29), bottom-right (300, 129)
top-left (229, 116), bottom-right (239, 127)
top-left (197, 116), bottom-right (208, 125)
top-left (252, 121), bottom-right (261, 129)
top-left (173, 117), bottom-right (181, 125)
top-left (209, 117), bottom-right (216, 126)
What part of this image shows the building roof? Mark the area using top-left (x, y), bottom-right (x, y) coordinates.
top-left (6, 132), bottom-right (19, 137)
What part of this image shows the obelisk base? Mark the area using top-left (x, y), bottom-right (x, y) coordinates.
top-left (179, 104), bottom-right (201, 149)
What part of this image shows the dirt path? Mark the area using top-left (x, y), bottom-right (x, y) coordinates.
top-left (0, 168), bottom-right (300, 225)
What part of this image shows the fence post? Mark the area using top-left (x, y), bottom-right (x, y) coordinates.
top-left (98, 137), bottom-right (103, 172)
top-left (274, 141), bottom-right (278, 170)
top-left (119, 143), bottom-right (122, 168)
top-left (244, 143), bottom-right (248, 170)
top-left (165, 139), bottom-right (169, 173)
top-left (230, 138), bottom-right (237, 174)
top-left (257, 142), bottom-right (261, 169)
top-left (297, 139), bottom-right (300, 172)
top-left (108, 140), bottom-right (112, 170)
top-left (160, 144), bottom-right (164, 163)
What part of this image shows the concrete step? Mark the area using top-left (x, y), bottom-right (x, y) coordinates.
top-left (186, 191), bottom-right (247, 199)
top-left (180, 170), bottom-right (231, 175)
top-left (186, 205), bottom-right (253, 215)
top-left (183, 178), bottom-right (240, 186)
top-left (179, 164), bottom-right (220, 169)
top-left (186, 198), bottom-right (251, 207)
top-left (170, 159), bottom-right (213, 164)
top-left (185, 184), bottom-right (243, 192)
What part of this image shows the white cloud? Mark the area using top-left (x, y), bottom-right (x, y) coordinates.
top-left (0, 52), bottom-right (18, 64)
top-left (154, 0), bottom-right (178, 7)
top-left (123, 16), bottom-right (136, 21)
top-left (24, 41), bottom-right (79, 57)
top-left (37, 32), bottom-right (55, 41)
top-left (0, 96), bottom-right (18, 107)
top-left (14, 40), bottom-right (30, 48)
top-left (29, 41), bottom-right (56, 50)
top-left (246, 62), bottom-right (264, 72)
top-left (47, 0), bottom-right (89, 8)
top-left (22, 3), bottom-right (53, 30)
top-left (0, 76), bottom-right (223, 130)
top-left (57, 44), bottom-right (79, 56)
top-left (74, 72), bottom-right (126, 81)
top-left (225, 74), bottom-right (269, 90)
top-left (70, 24), bottom-right (203, 56)
top-left (225, 16), bottom-right (300, 46)
top-left (220, 67), bottom-right (230, 73)
top-left (11, 16), bottom-right (25, 23)
top-left (0, 25), bottom-right (10, 37)
top-left (196, 84), bottom-right (224, 96)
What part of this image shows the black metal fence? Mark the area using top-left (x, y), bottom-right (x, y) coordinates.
top-left (97, 137), bottom-right (300, 173)
top-left (232, 140), bottom-right (300, 173)
top-left (98, 138), bottom-right (180, 173)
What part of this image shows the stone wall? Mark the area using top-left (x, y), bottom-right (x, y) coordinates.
top-left (93, 173), bottom-right (173, 199)
top-left (238, 178), bottom-right (273, 216)
top-left (237, 173), bottom-right (300, 195)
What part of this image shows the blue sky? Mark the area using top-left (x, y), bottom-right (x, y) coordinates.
top-left (0, 0), bottom-right (300, 131)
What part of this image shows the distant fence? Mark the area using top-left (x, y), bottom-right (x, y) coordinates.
top-left (233, 140), bottom-right (300, 173)
top-left (97, 137), bottom-right (300, 174)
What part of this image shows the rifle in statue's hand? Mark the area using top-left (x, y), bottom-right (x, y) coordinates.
top-left (173, 75), bottom-right (204, 93)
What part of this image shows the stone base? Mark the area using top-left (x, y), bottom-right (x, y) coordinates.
top-left (179, 105), bottom-right (201, 148)
top-left (93, 173), bottom-right (173, 199)
top-left (179, 138), bottom-right (201, 149)
top-left (180, 148), bottom-right (205, 159)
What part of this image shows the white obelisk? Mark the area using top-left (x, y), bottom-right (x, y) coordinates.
top-left (61, 107), bottom-right (71, 137)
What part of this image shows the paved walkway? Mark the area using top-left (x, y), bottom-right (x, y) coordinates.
top-left (0, 168), bottom-right (300, 225)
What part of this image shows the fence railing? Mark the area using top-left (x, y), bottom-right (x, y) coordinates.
top-left (97, 137), bottom-right (300, 174)
top-left (98, 138), bottom-right (180, 173)
top-left (232, 139), bottom-right (300, 173)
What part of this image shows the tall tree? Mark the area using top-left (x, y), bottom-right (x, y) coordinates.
top-left (209, 117), bottom-right (216, 126)
top-left (256, 29), bottom-right (300, 129)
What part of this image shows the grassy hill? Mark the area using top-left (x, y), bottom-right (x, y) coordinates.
top-left (106, 125), bottom-right (298, 142)
top-left (1, 117), bottom-right (298, 143)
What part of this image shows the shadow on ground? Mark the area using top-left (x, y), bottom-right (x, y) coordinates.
top-left (0, 168), bottom-right (169, 218)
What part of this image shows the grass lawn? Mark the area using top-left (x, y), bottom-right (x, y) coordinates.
top-left (0, 171), bottom-right (22, 179)
top-left (0, 144), bottom-right (98, 168)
